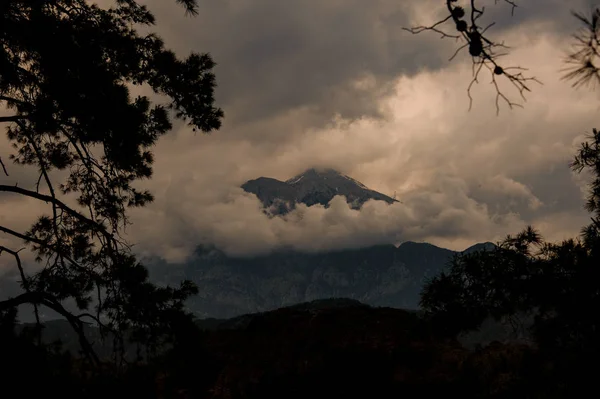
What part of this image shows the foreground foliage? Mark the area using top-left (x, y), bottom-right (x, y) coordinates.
top-left (0, 303), bottom-right (570, 399)
top-left (421, 121), bottom-right (600, 397)
top-left (0, 0), bottom-right (222, 363)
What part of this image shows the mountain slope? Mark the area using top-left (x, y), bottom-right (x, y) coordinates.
top-left (147, 241), bottom-right (492, 319)
top-left (3, 239), bottom-right (497, 323)
top-left (241, 177), bottom-right (298, 212)
top-left (242, 168), bottom-right (397, 214)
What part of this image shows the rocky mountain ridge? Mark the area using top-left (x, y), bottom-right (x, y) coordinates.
top-left (147, 241), bottom-right (496, 319)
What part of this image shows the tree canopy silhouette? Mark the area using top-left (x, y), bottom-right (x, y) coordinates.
top-left (416, 4), bottom-right (600, 393)
top-left (0, 0), bottom-right (223, 364)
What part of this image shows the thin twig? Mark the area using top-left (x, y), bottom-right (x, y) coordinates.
top-left (0, 245), bottom-right (41, 330)
top-left (0, 157), bottom-right (8, 176)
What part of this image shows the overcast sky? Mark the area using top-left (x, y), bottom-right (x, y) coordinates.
top-left (2, 0), bottom-right (600, 267)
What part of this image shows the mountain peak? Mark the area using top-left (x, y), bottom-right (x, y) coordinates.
top-left (286, 168), bottom-right (342, 184)
top-left (286, 168), bottom-right (370, 190)
top-left (242, 167), bottom-right (397, 214)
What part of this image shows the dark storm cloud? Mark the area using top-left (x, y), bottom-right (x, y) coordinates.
top-left (145, 0), bottom-right (453, 130)
top-left (138, 0), bottom-right (593, 133)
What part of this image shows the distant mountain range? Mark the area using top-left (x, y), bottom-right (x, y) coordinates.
top-left (3, 239), bottom-right (497, 323)
top-left (147, 241), bottom-right (496, 320)
top-left (241, 168), bottom-right (397, 214)
top-left (2, 167), bottom-right (496, 326)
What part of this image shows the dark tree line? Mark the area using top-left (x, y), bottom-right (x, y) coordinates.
top-left (415, 2), bottom-right (600, 395)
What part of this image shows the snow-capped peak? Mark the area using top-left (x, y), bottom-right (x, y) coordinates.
top-left (244, 167), bottom-right (398, 215)
top-left (287, 175), bottom-right (304, 185)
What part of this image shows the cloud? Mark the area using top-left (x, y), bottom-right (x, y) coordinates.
top-left (140, 0), bottom-right (592, 129)
top-left (122, 18), bottom-right (599, 261)
top-left (127, 186), bottom-right (524, 262)
top-left (142, 0), bottom-right (461, 130)
top-left (2, 0), bottom-right (599, 268)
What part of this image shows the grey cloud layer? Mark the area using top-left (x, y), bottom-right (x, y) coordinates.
top-left (139, 0), bottom-right (595, 136)
top-left (146, 0), bottom-right (457, 130)
top-left (123, 21), bottom-right (597, 261)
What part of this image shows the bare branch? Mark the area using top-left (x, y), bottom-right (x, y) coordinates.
top-left (0, 224), bottom-right (38, 244)
top-left (402, 15), bottom-right (460, 39)
top-left (449, 42), bottom-right (469, 61)
top-left (22, 128), bottom-right (68, 275)
top-left (491, 69), bottom-right (523, 114)
top-left (497, 0), bottom-right (518, 16)
top-left (0, 95), bottom-right (25, 104)
top-left (0, 245), bottom-right (41, 328)
top-left (0, 291), bottom-right (100, 365)
top-left (0, 184), bottom-right (122, 250)
top-left (0, 224), bottom-right (96, 279)
top-left (35, 171), bottom-right (43, 193)
top-left (403, 0), bottom-right (540, 112)
top-left (0, 157), bottom-right (8, 176)
top-left (467, 59), bottom-right (485, 111)
top-left (0, 115), bottom-right (27, 123)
